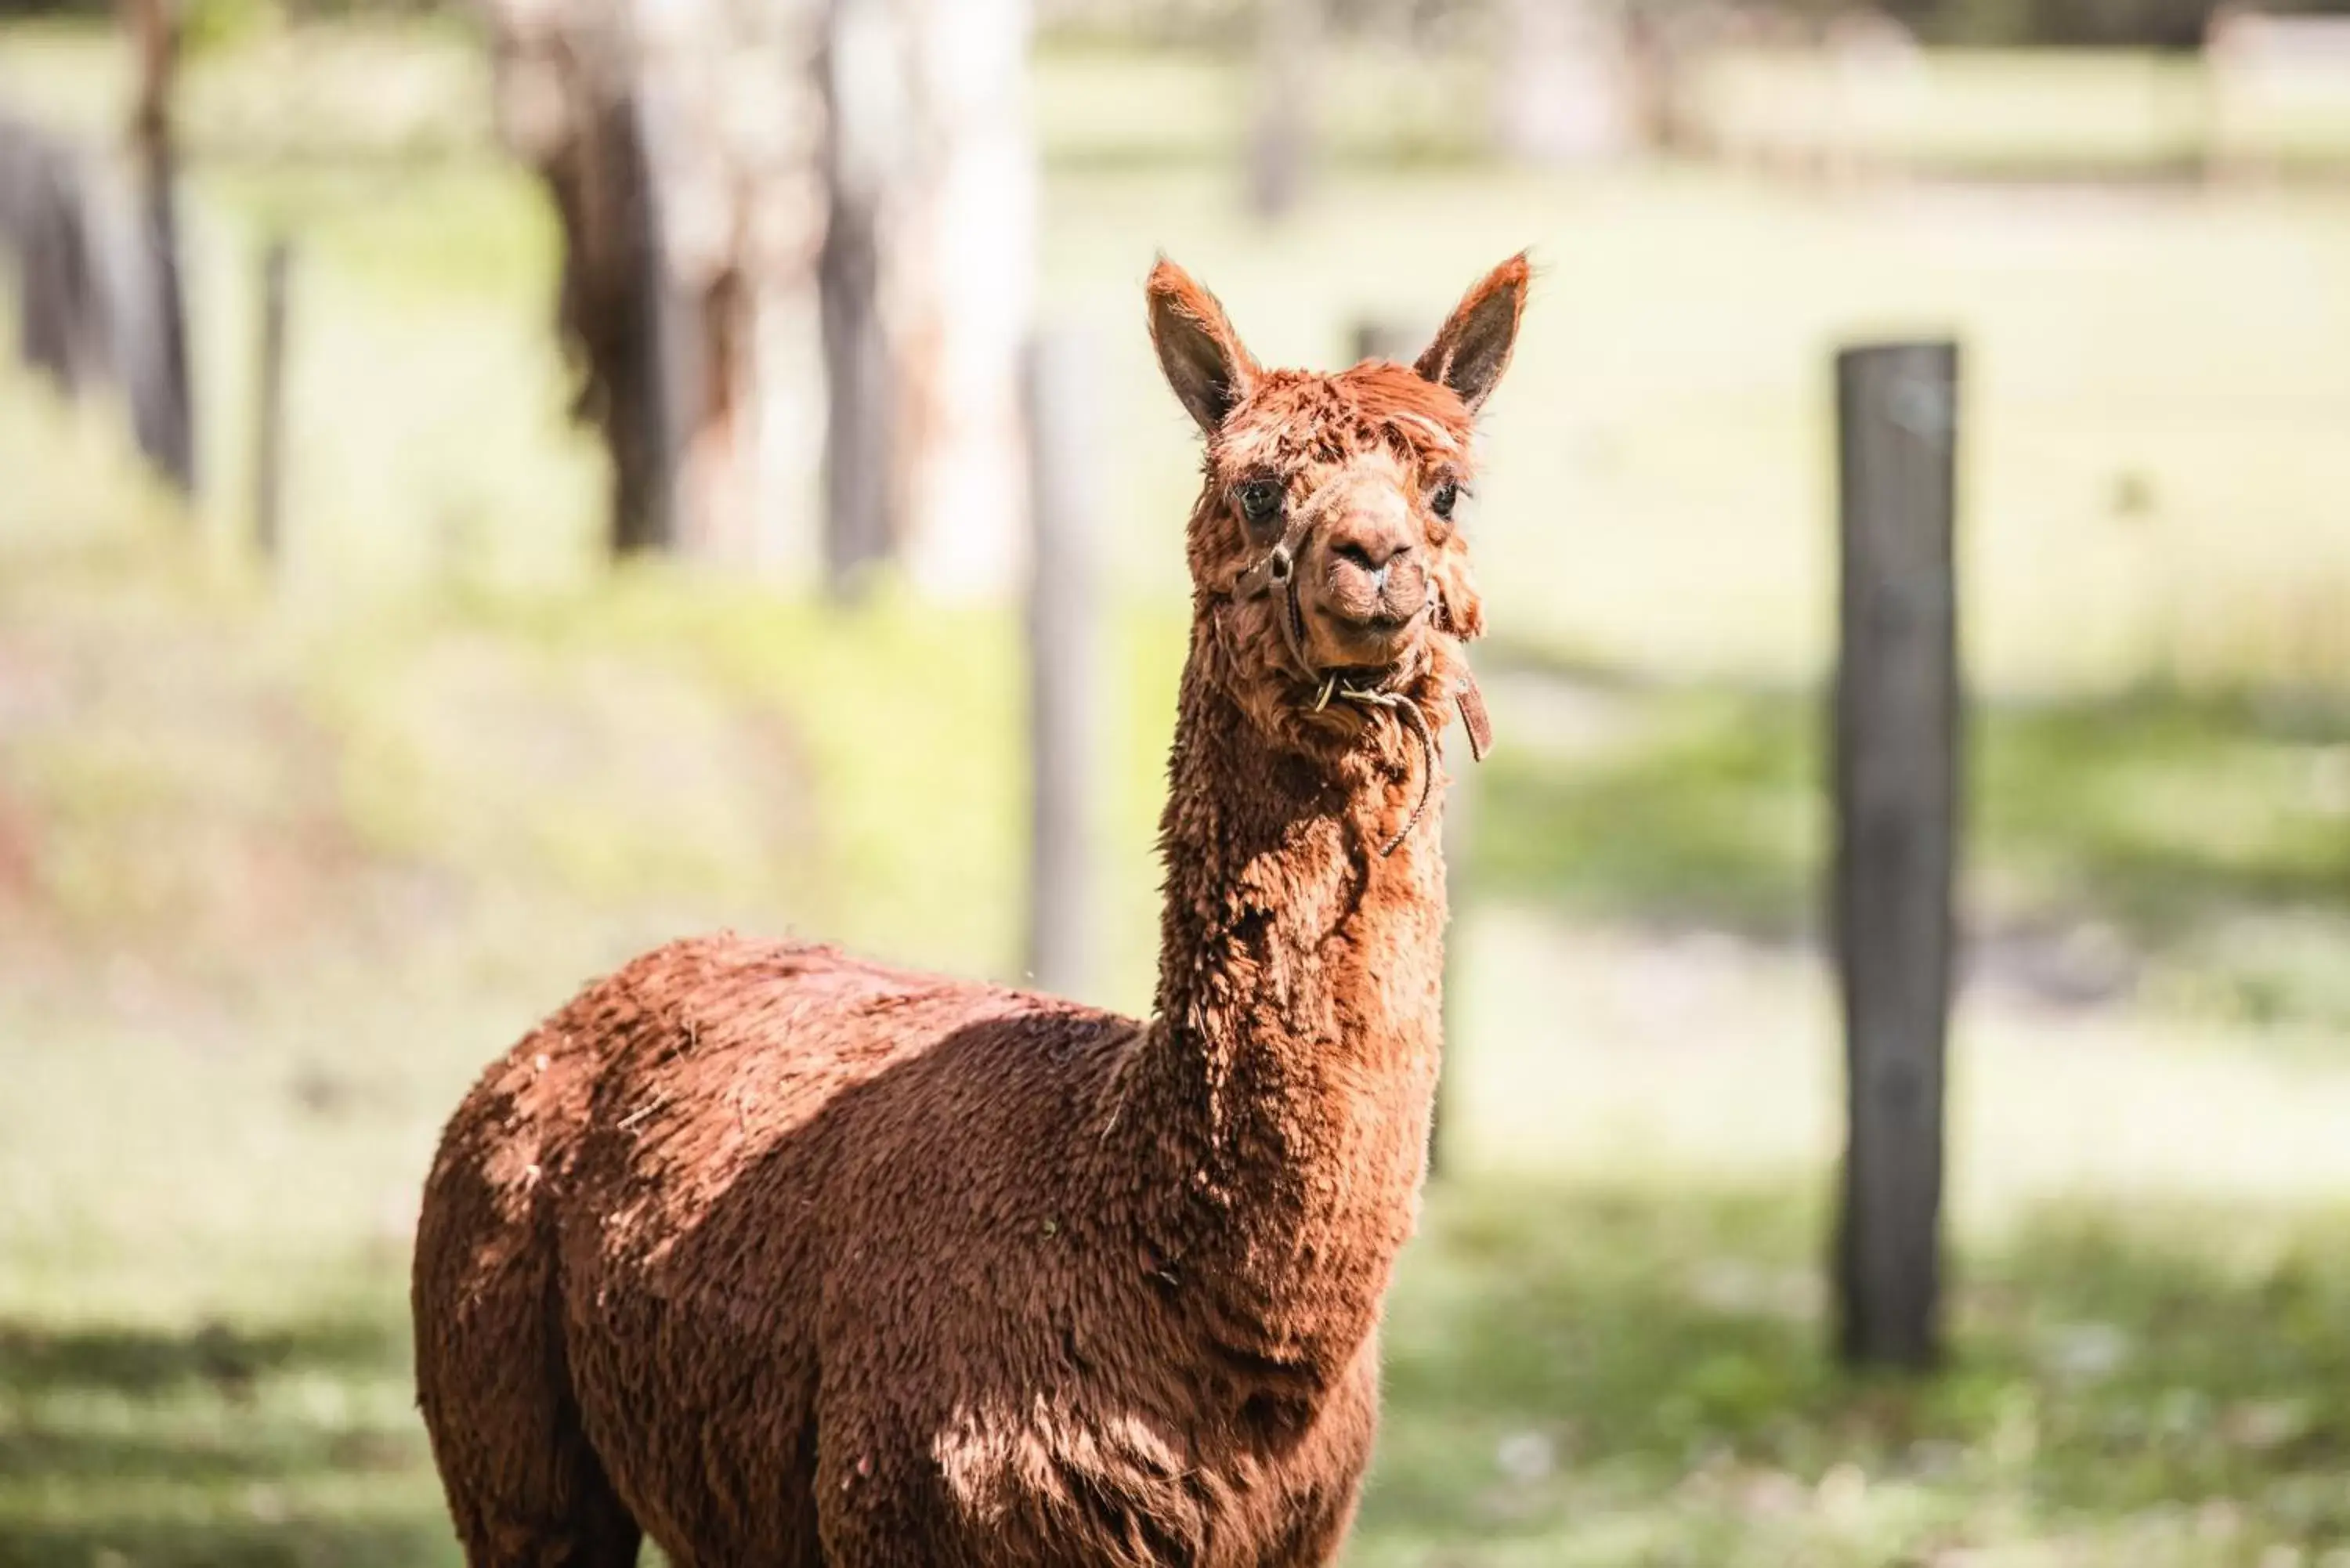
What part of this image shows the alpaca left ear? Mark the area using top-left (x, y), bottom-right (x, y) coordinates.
top-left (1147, 257), bottom-right (1261, 435)
top-left (1415, 252), bottom-right (1531, 414)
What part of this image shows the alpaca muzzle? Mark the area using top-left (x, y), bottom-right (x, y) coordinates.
top-left (1221, 489), bottom-right (1495, 857)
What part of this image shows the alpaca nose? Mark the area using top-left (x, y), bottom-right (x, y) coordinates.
top-left (1319, 500), bottom-right (1426, 636)
top-left (1332, 535), bottom-right (1414, 591)
top-left (1325, 493), bottom-right (1417, 590)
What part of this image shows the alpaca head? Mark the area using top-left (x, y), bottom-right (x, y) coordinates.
top-left (1147, 253), bottom-right (1529, 754)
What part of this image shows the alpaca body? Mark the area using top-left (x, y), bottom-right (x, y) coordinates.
top-left (414, 252), bottom-right (1528, 1566)
top-left (415, 788), bottom-right (1436, 1565)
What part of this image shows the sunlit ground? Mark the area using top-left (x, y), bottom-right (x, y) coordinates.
top-left (4, 453), bottom-right (2347, 1564)
top-left (3, 18), bottom-right (2349, 1567)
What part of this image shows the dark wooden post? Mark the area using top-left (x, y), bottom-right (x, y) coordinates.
top-left (251, 238), bottom-right (292, 562)
top-left (1349, 319), bottom-right (1418, 368)
top-left (123, 0), bottom-right (193, 493)
top-left (1022, 327), bottom-right (1097, 999)
top-left (1247, 0), bottom-right (1316, 220)
top-left (609, 92), bottom-right (682, 556)
top-left (1831, 340), bottom-right (1961, 1371)
top-left (819, 0), bottom-right (899, 595)
top-left (9, 136), bottom-right (103, 396)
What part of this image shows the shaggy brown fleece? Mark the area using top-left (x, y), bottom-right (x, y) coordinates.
top-left (411, 252), bottom-right (1530, 1567)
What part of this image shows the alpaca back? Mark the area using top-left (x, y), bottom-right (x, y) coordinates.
top-left (415, 932), bottom-right (1172, 1563)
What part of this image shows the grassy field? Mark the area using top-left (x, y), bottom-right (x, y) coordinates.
top-left (5, 381), bottom-right (2350, 1563)
top-left (4, 19), bottom-right (2350, 1567)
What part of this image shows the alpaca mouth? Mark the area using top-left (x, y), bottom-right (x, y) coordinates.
top-left (1325, 595), bottom-right (1427, 634)
top-left (1317, 601), bottom-right (1427, 669)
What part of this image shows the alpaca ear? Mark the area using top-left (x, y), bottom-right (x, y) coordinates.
top-left (1415, 252), bottom-right (1531, 414)
top-left (1148, 258), bottom-right (1261, 435)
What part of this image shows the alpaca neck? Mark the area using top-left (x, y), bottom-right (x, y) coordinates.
top-left (1116, 624), bottom-right (1449, 1382)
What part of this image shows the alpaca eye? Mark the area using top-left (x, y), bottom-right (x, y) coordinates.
top-left (1430, 481), bottom-right (1459, 520)
top-left (1237, 480), bottom-right (1282, 530)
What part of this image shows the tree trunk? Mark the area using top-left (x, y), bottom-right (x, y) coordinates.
top-left (1247, 0), bottom-right (1314, 219)
top-left (600, 89), bottom-right (682, 556)
top-left (251, 238), bottom-right (291, 562)
top-left (484, 0), bottom-right (826, 565)
top-left (1495, 0), bottom-right (1639, 168)
top-left (121, 0), bottom-right (194, 491)
top-left (1022, 327), bottom-right (1097, 998)
top-left (892, 0), bottom-right (1036, 598)
top-left (5, 129), bottom-right (106, 397)
top-left (818, 0), bottom-right (899, 594)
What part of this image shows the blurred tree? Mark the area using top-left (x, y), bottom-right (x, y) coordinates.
top-left (818, 0), bottom-right (898, 592)
top-left (1022, 0), bottom-right (2350, 51)
top-left (1247, 0), bottom-right (1315, 216)
top-left (890, 0), bottom-right (1036, 598)
top-left (122, 0), bottom-right (194, 491)
top-left (482, 0), bottom-right (1031, 589)
top-left (483, 0), bottom-right (828, 562)
top-left (1, 121), bottom-right (108, 395)
top-left (0, 9), bottom-right (193, 490)
top-left (8, 0), bottom-right (2348, 43)
top-left (1495, 0), bottom-right (1642, 164)
top-left (819, 0), bottom-right (1036, 598)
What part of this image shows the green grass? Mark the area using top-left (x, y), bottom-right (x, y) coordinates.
top-left (5, 423), bottom-right (2350, 1563)
top-left (1358, 1186), bottom-right (2350, 1567)
top-left (9, 1175), bottom-right (2350, 1566)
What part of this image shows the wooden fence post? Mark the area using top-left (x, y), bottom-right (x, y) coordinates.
top-left (9, 139), bottom-right (103, 396)
top-left (1831, 340), bottom-right (1961, 1371)
top-left (1350, 319), bottom-right (1417, 368)
top-left (1022, 326), bottom-right (1097, 999)
top-left (818, 0), bottom-right (898, 594)
top-left (1247, 0), bottom-right (1316, 220)
top-left (124, 0), bottom-right (193, 493)
top-left (251, 238), bottom-right (292, 564)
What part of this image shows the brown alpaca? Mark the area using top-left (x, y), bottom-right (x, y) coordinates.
top-left (410, 252), bottom-right (1530, 1566)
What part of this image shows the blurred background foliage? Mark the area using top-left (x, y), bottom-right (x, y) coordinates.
top-left (1, 0), bottom-right (2347, 48)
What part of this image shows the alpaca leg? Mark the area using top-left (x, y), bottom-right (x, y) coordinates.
top-left (1267, 1481), bottom-right (1363, 1568)
top-left (432, 1410), bottom-right (644, 1568)
top-left (414, 1160), bottom-right (643, 1564)
top-left (418, 1291), bottom-right (644, 1567)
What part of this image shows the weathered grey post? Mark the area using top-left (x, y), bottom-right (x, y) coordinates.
top-left (1022, 327), bottom-right (1097, 999)
top-left (1247, 0), bottom-right (1316, 219)
top-left (819, 0), bottom-right (898, 594)
top-left (252, 238), bottom-right (292, 563)
top-left (1355, 314), bottom-right (1469, 1179)
top-left (1831, 340), bottom-right (1961, 1370)
top-left (124, 0), bottom-right (193, 493)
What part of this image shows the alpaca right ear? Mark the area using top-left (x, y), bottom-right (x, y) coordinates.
top-left (1415, 252), bottom-right (1531, 414)
top-left (1148, 258), bottom-right (1260, 435)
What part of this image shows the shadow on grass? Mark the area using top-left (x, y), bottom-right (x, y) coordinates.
top-left (1360, 1176), bottom-right (2350, 1563)
top-left (0, 1309), bottom-right (454, 1568)
top-left (0, 1516), bottom-right (453, 1568)
top-left (4, 1186), bottom-right (2348, 1566)
top-left (0, 1317), bottom-right (402, 1399)
top-left (1473, 681), bottom-right (2350, 1021)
